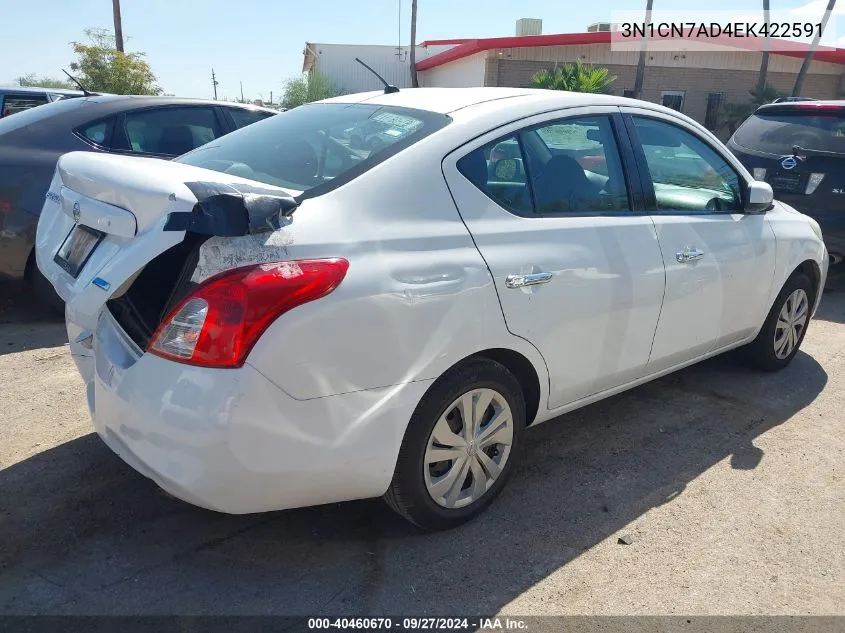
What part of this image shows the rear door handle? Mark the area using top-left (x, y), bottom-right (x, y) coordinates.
top-left (505, 272), bottom-right (553, 289)
top-left (676, 248), bottom-right (705, 263)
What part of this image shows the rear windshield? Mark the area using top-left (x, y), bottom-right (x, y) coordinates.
top-left (733, 110), bottom-right (845, 155)
top-left (176, 103), bottom-right (450, 193)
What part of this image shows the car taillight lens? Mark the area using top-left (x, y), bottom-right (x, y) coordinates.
top-left (805, 173), bottom-right (825, 195)
top-left (148, 258), bottom-right (349, 368)
top-left (753, 167), bottom-right (767, 181)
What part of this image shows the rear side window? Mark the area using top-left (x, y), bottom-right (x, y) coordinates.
top-left (123, 107), bottom-right (223, 156)
top-left (228, 107), bottom-right (275, 129)
top-left (458, 135), bottom-right (533, 214)
top-left (176, 103), bottom-right (450, 193)
top-left (1, 93), bottom-right (49, 118)
top-left (734, 111), bottom-right (845, 155)
top-left (77, 117), bottom-right (115, 147)
top-left (0, 96), bottom-right (89, 135)
top-left (457, 115), bottom-right (630, 216)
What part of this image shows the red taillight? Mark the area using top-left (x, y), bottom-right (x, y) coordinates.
top-left (148, 258), bottom-right (349, 368)
top-left (794, 104), bottom-right (844, 111)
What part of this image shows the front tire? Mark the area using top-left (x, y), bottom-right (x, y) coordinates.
top-left (743, 272), bottom-right (813, 371)
top-left (384, 359), bottom-right (525, 531)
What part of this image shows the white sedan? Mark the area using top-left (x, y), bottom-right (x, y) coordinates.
top-left (36, 88), bottom-right (828, 530)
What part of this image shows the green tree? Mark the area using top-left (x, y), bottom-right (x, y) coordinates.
top-left (16, 73), bottom-right (75, 89)
top-left (281, 72), bottom-right (337, 109)
top-left (720, 83), bottom-right (783, 136)
top-left (750, 82), bottom-right (783, 106)
top-left (69, 28), bottom-right (161, 95)
top-left (530, 60), bottom-right (617, 94)
top-left (721, 101), bottom-right (755, 135)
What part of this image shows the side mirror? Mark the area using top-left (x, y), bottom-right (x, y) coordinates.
top-left (746, 181), bottom-right (774, 214)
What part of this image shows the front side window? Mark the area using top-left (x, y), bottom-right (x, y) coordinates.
top-left (457, 115), bottom-right (630, 216)
top-left (123, 107), bottom-right (223, 156)
top-left (177, 103), bottom-right (449, 193)
top-left (633, 116), bottom-right (743, 213)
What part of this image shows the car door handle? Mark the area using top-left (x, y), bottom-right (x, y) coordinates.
top-left (505, 272), bottom-right (553, 289)
top-left (675, 248), bottom-right (705, 263)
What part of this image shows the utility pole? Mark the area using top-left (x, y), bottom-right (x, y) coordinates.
top-left (410, 0), bottom-right (419, 87)
top-left (211, 68), bottom-right (218, 100)
top-left (240, 81), bottom-right (244, 103)
top-left (112, 0), bottom-right (125, 52)
top-left (632, 0), bottom-right (653, 99)
top-left (270, 90), bottom-right (273, 105)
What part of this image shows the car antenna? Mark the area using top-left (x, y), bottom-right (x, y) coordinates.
top-left (354, 58), bottom-right (400, 94)
top-left (62, 69), bottom-right (95, 97)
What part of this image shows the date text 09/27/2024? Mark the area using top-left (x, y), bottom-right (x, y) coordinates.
top-left (307, 617), bottom-right (529, 630)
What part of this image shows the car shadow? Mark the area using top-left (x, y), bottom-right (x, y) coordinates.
top-left (0, 346), bottom-right (828, 615)
top-left (818, 268), bottom-right (845, 324)
top-left (0, 280), bottom-right (66, 357)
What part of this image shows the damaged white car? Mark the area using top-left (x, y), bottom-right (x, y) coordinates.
top-left (36, 88), bottom-right (828, 530)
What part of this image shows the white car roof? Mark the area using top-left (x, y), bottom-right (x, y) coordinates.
top-left (319, 87), bottom-right (687, 120)
top-left (318, 87), bottom-right (602, 114)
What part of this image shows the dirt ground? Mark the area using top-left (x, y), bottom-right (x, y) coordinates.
top-left (0, 278), bottom-right (843, 616)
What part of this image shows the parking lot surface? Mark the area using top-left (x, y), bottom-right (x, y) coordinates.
top-left (1, 280), bottom-right (843, 615)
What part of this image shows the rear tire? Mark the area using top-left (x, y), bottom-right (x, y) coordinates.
top-left (384, 359), bottom-right (525, 531)
top-left (743, 272), bottom-right (813, 371)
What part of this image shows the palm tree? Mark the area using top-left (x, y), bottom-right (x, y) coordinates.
top-left (409, 0), bottom-right (419, 88)
top-left (530, 61), bottom-right (617, 93)
top-left (112, 0), bottom-right (124, 52)
top-left (755, 0), bottom-right (771, 98)
top-left (632, 0), bottom-right (654, 98)
top-left (793, 0), bottom-right (837, 96)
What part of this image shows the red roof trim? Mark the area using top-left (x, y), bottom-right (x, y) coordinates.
top-left (420, 38), bottom-right (470, 46)
top-left (416, 30), bottom-right (845, 71)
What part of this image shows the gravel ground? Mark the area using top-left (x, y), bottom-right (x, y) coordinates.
top-left (0, 279), bottom-right (842, 616)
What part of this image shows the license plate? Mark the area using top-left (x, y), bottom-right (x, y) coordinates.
top-left (54, 225), bottom-right (104, 278)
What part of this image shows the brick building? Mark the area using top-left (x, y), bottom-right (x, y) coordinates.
top-left (416, 27), bottom-right (845, 138)
top-left (304, 20), bottom-right (845, 139)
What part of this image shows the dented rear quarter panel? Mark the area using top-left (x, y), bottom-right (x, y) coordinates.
top-left (194, 131), bottom-right (549, 403)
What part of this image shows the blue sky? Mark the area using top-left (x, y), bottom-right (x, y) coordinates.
top-left (0, 0), bottom-right (831, 100)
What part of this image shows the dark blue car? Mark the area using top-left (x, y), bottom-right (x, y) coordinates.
top-left (0, 95), bottom-right (277, 310)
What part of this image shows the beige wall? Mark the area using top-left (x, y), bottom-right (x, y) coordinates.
top-left (485, 56), bottom-right (842, 138)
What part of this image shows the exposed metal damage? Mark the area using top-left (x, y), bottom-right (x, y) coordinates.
top-left (191, 229), bottom-right (296, 283)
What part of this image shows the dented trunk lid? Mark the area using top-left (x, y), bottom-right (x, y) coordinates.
top-left (35, 151), bottom-right (300, 335)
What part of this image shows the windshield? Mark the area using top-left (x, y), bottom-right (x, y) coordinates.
top-left (0, 96), bottom-right (89, 135)
top-left (176, 103), bottom-right (450, 193)
top-left (734, 110), bottom-right (845, 155)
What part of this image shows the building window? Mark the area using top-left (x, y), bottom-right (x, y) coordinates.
top-left (704, 92), bottom-right (724, 130)
top-left (661, 90), bottom-right (685, 112)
